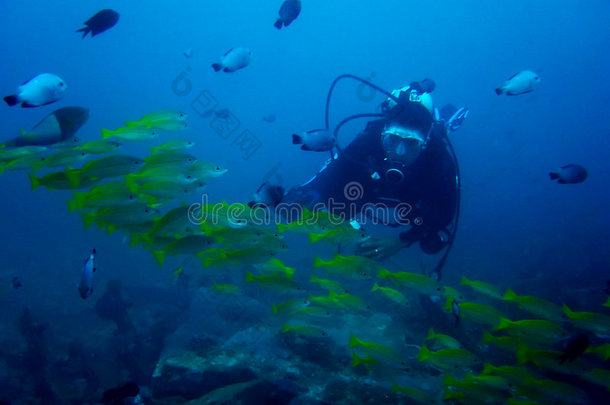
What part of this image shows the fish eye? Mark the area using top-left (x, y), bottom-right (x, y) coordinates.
top-left (59, 82), bottom-right (64, 87)
top-left (145, 209), bottom-right (150, 213)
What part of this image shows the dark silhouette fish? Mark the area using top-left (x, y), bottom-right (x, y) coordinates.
top-left (557, 333), bottom-right (589, 364)
top-left (1, 106), bottom-right (89, 147)
top-left (549, 164), bottom-right (588, 184)
top-left (100, 381), bottom-right (139, 404)
top-left (77, 9), bottom-right (120, 38)
top-left (274, 0), bottom-right (301, 29)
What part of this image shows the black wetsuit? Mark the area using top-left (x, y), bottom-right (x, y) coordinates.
top-left (283, 119), bottom-right (458, 254)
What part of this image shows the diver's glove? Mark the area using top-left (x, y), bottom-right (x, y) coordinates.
top-left (446, 106), bottom-right (469, 132)
top-left (356, 235), bottom-right (407, 261)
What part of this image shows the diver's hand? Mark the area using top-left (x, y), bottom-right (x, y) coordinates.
top-left (356, 236), bottom-right (406, 261)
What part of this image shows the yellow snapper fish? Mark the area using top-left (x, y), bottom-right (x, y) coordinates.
top-left (81, 204), bottom-right (159, 229)
top-left (125, 110), bottom-right (188, 130)
top-left (351, 351), bottom-right (379, 371)
top-left (0, 146), bottom-right (47, 163)
top-left (143, 151), bottom-right (197, 167)
top-left (481, 331), bottom-right (521, 353)
top-left (309, 274), bottom-right (347, 293)
top-left (460, 276), bottom-right (504, 300)
top-left (349, 333), bottom-right (403, 364)
top-left (101, 126), bottom-right (158, 141)
top-left (289, 306), bottom-right (333, 320)
top-left (516, 344), bottom-right (588, 373)
top-left (71, 155), bottom-right (142, 180)
top-left (457, 302), bottom-right (505, 327)
top-left (308, 225), bottom-right (367, 245)
top-left (201, 223), bottom-right (272, 247)
top-left (75, 139), bottom-right (121, 154)
top-left (442, 374), bottom-right (510, 404)
top-left (515, 377), bottom-right (588, 405)
top-left (276, 207), bottom-right (346, 234)
top-left (481, 362), bottom-right (540, 386)
top-left (371, 282), bottom-right (407, 305)
top-left (426, 328), bottom-right (463, 350)
top-left (132, 181), bottom-right (203, 201)
top-left (0, 152), bottom-right (45, 174)
top-left (187, 161), bottom-right (228, 181)
top-left (271, 298), bottom-right (310, 315)
top-left (313, 254), bottom-right (381, 280)
top-left (308, 290), bottom-right (368, 312)
top-left (29, 170), bottom-right (98, 191)
top-left (494, 317), bottom-right (566, 346)
top-left (417, 344), bottom-right (479, 371)
top-left (378, 268), bottom-right (442, 295)
top-left (254, 258), bottom-right (296, 278)
top-left (153, 235), bottom-right (216, 266)
top-left (245, 271), bottom-right (300, 293)
top-left (562, 304), bottom-right (610, 338)
top-left (33, 149), bottom-right (89, 171)
top-left (125, 165), bottom-right (198, 189)
top-left (67, 181), bottom-right (139, 211)
top-left (147, 204), bottom-right (199, 238)
top-left (211, 283), bottom-right (240, 295)
top-left (200, 234), bottom-right (286, 268)
top-left (502, 288), bottom-right (565, 323)
top-left (281, 323), bottom-right (328, 338)
top-left (150, 139), bottom-right (194, 154)
top-left (391, 383), bottom-right (433, 405)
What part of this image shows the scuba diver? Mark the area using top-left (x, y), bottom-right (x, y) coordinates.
top-left (253, 75), bottom-right (467, 280)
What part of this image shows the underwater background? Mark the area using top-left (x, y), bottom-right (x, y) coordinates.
top-left (1, 0), bottom-right (610, 404)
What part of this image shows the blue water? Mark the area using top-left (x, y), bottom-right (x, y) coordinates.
top-left (1, 1), bottom-right (610, 404)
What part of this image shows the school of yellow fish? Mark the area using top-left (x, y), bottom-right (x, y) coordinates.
top-left (1, 110), bottom-right (609, 404)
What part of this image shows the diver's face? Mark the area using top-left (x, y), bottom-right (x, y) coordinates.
top-left (381, 131), bottom-right (423, 165)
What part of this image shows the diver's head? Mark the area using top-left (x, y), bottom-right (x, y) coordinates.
top-left (381, 84), bottom-right (434, 135)
top-left (381, 123), bottom-right (426, 166)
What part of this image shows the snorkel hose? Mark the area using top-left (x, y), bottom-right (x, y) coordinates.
top-left (324, 74), bottom-right (461, 281)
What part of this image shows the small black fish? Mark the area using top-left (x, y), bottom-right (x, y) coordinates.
top-left (12, 276), bottom-right (21, 290)
top-left (549, 164), bottom-right (587, 184)
top-left (274, 0), bottom-right (301, 30)
top-left (100, 381), bottom-right (139, 405)
top-left (77, 9), bottom-right (120, 38)
top-left (557, 333), bottom-right (589, 364)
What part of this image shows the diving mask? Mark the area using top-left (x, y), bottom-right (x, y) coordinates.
top-left (381, 125), bottom-right (425, 165)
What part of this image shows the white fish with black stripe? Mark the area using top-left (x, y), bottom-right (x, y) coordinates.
top-left (78, 249), bottom-right (96, 299)
top-left (495, 70), bottom-right (540, 95)
top-left (4, 73), bottom-right (67, 107)
top-left (212, 47), bottom-right (251, 73)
